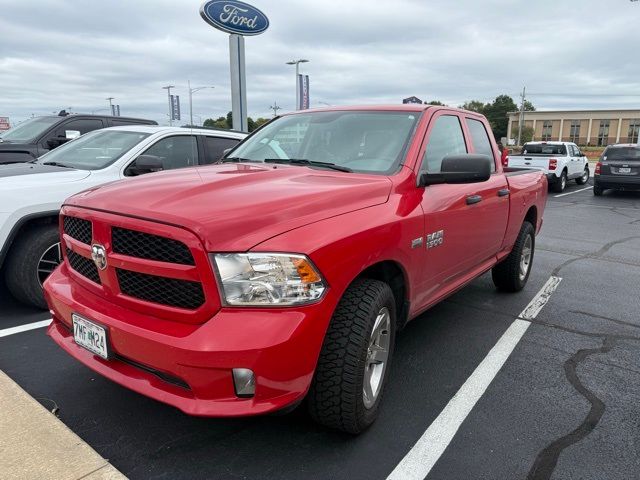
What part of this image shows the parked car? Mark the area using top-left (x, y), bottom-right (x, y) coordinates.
top-left (507, 141), bottom-right (589, 193)
top-left (0, 126), bottom-right (246, 308)
top-left (45, 105), bottom-right (547, 434)
top-left (0, 113), bottom-right (157, 164)
top-left (593, 144), bottom-right (640, 195)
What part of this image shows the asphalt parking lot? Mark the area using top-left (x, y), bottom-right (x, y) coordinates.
top-left (1, 178), bottom-right (639, 480)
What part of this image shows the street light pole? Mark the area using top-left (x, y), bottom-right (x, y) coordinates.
top-left (188, 81), bottom-right (215, 126)
top-left (106, 97), bottom-right (114, 116)
top-left (162, 86), bottom-right (175, 126)
top-left (286, 59), bottom-right (309, 110)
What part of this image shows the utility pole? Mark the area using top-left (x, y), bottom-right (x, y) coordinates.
top-left (269, 102), bottom-right (281, 117)
top-left (517, 86), bottom-right (526, 146)
top-left (106, 97), bottom-right (114, 116)
top-left (162, 86), bottom-right (175, 126)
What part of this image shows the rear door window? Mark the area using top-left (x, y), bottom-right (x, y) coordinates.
top-left (140, 135), bottom-right (198, 170)
top-left (466, 118), bottom-right (496, 172)
top-left (420, 115), bottom-right (467, 173)
top-left (203, 136), bottom-right (242, 163)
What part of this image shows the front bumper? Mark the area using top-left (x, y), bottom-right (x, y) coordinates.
top-left (594, 174), bottom-right (640, 191)
top-left (45, 263), bottom-right (336, 416)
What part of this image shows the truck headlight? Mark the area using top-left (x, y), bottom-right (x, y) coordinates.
top-left (211, 253), bottom-right (326, 306)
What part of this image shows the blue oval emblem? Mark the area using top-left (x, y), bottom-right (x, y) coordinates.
top-left (200, 0), bottom-right (269, 36)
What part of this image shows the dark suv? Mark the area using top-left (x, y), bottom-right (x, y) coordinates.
top-left (594, 144), bottom-right (640, 195)
top-left (0, 112), bottom-right (157, 164)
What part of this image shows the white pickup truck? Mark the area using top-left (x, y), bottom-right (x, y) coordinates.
top-left (507, 141), bottom-right (589, 193)
top-left (0, 125), bottom-right (246, 308)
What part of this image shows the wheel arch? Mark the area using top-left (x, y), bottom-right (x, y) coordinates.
top-left (0, 211), bottom-right (59, 270)
top-left (355, 260), bottom-right (410, 330)
top-left (524, 205), bottom-right (537, 230)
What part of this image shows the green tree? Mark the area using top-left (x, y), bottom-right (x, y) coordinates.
top-left (483, 95), bottom-right (518, 140)
top-left (512, 125), bottom-right (534, 145)
top-left (427, 100), bottom-right (446, 106)
top-left (523, 100), bottom-right (536, 112)
top-left (460, 100), bottom-right (485, 113)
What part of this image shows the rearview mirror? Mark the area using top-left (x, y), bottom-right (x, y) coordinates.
top-left (46, 136), bottom-right (69, 149)
top-left (419, 154), bottom-right (492, 186)
top-left (130, 155), bottom-right (164, 175)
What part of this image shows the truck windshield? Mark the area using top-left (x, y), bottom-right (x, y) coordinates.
top-left (228, 111), bottom-right (420, 174)
top-left (603, 146), bottom-right (640, 161)
top-left (0, 116), bottom-right (60, 143)
top-left (521, 144), bottom-right (567, 155)
top-left (36, 129), bottom-right (151, 170)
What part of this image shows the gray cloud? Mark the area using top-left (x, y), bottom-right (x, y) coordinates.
top-left (1, 0), bottom-right (639, 125)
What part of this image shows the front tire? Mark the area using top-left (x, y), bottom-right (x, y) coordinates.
top-left (492, 221), bottom-right (535, 292)
top-left (551, 170), bottom-right (567, 193)
top-left (576, 166), bottom-right (589, 185)
top-left (4, 224), bottom-right (61, 309)
top-left (308, 278), bottom-right (396, 434)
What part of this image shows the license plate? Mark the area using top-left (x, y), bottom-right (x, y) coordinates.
top-left (619, 167), bottom-right (631, 174)
top-left (72, 314), bottom-right (110, 359)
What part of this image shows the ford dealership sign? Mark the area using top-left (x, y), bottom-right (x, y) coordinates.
top-left (200, 0), bottom-right (269, 36)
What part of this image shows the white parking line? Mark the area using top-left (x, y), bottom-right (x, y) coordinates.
top-left (554, 186), bottom-right (593, 198)
top-left (387, 276), bottom-right (562, 480)
top-left (0, 319), bottom-right (52, 338)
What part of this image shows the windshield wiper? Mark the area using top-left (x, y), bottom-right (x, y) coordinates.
top-left (42, 161), bottom-right (73, 168)
top-left (264, 158), bottom-right (352, 173)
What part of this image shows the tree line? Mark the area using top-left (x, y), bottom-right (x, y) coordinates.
top-left (203, 95), bottom-right (537, 142)
top-left (202, 111), bottom-right (270, 132)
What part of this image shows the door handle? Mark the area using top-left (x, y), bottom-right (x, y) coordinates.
top-left (466, 195), bottom-right (482, 205)
top-left (498, 189), bottom-right (510, 197)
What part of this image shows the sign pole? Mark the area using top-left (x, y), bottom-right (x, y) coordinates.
top-left (229, 34), bottom-right (248, 132)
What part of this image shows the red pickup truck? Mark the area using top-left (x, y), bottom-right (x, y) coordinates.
top-left (45, 105), bottom-right (547, 433)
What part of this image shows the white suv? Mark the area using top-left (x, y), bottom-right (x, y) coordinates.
top-left (0, 126), bottom-right (246, 308)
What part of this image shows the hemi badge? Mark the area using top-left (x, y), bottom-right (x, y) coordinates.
top-left (411, 237), bottom-right (423, 249)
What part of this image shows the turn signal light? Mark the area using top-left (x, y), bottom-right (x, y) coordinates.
top-left (595, 162), bottom-right (602, 175)
top-left (548, 158), bottom-right (557, 171)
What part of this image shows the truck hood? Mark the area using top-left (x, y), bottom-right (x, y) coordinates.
top-left (0, 163), bottom-right (91, 187)
top-left (66, 163), bottom-right (393, 251)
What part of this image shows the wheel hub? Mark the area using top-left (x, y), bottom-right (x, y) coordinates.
top-left (37, 242), bottom-right (62, 287)
top-left (363, 306), bottom-right (391, 409)
top-left (519, 235), bottom-right (532, 281)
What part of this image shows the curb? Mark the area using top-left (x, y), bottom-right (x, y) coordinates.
top-left (0, 370), bottom-right (127, 480)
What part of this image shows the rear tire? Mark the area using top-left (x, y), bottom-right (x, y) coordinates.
top-left (593, 184), bottom-right (603, 196)
top-left (551, 170), bottom-right (567, 193)
top-left (492, 221), bottom-right (535, 293)
top-left (576, 166), bottom-right (589, 185)
top-left (4, 224), bottom-right (60, 309)
top-left (308, 278), bottom-right (396, 434)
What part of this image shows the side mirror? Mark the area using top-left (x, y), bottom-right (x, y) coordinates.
top-left (130, 155), bottom-right (164, 175)
top-left (419, 154), bottom-right (492, 187)
top-left (222, 147), bottom-right (233, 156)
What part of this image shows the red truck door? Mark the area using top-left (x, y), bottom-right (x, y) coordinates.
top-left (415, 112), bottom-right (508, 303)
top-left (462, 116), bottom-right (509, 260)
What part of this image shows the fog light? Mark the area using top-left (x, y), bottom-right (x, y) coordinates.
top-left (232, 368), bottom-right (255, 398)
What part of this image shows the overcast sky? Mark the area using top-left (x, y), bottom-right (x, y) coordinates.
top-left (1, 0), bottom-right (639, 125)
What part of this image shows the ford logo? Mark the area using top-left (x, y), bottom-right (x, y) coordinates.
top-left (200, 0), bottom-right (269, 36)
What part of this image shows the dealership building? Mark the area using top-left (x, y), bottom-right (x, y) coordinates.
top-left (507, 109), bottom-right (640, 146)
